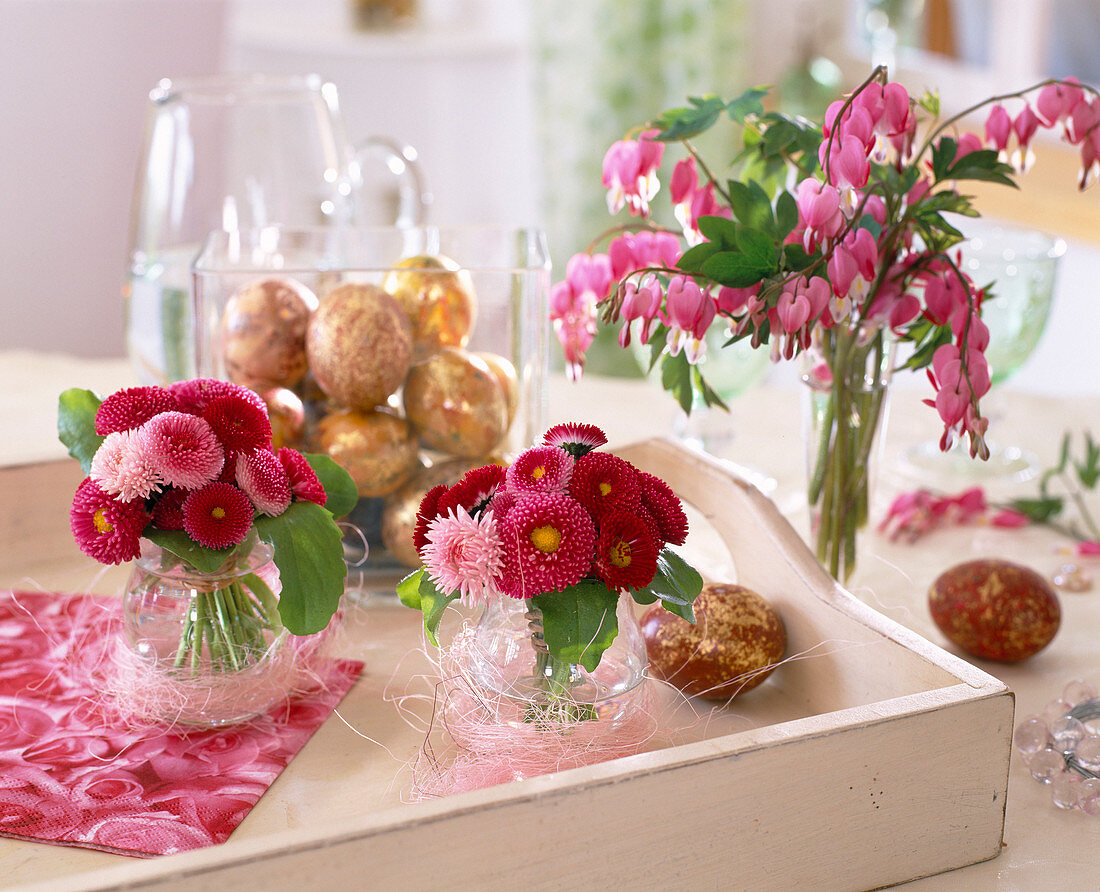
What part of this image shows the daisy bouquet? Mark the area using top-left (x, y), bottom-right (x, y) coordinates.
top-left (58, 378), bottom-right (357, 672)
top-left (399, 422), bottom-right (703, 723)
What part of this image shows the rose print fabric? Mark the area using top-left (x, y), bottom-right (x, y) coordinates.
top-left (0, 590), bottom-right (362, 857)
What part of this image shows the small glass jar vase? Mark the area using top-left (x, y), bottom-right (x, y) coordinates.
top-left (463, 590), bottom-right (648, 728)
top-left (120, 533), bottom-right (290, 727)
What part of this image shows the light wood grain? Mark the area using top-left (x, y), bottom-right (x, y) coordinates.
top-left (3, 441), bottom-right (1013, 891)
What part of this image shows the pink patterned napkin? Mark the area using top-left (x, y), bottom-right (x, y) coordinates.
top-left (0, 590), bottom-right (362, 857)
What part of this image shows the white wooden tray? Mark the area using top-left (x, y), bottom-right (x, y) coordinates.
top-left (7, 439), bottom-right (1013, 891)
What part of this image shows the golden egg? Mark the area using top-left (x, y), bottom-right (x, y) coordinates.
top-left (476, 351), bottom-right (519, 429)
top-left (259, 387), bottom-right (306, 450)
top-left (314, 407), bottom-right (419, 498)
top-left (222, 276), bottom-right (317, 389)
top-left (306, 282), bottom-right (412, 410)
top-left (403, 347), bottom-right (508, 457)
top-left (381, 458), bottom-right (481, 567)
top-left (382, 254), bottom-right (477, 360)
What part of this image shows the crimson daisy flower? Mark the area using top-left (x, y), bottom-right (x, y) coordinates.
top-left (70, 478), bottom-right (148, 564)
top-left (236, 449), bottom-right (292, 516)
top-left (595, 510), bottom-right (660, 591)
top-left (202, 394), bottom-right (273, 453)
top-left (497, 492), bottom-right (596, 599)
top-left (182, 482), bottom-right (255, 549)
top-left (438, 465), bottom-right (505, 517)
top-left (569, 451), bottom-right (641, 521)
top-left (150, 486), bottom-right (190, 531)
top-left (140, 411), bottom-right (224, 490)
top-left (637, 470), bottom-right (688, 546)
top-left (414, 484), bottom-right (449, 557)
top-left (277, 448), bottom-right (327, 506)
top-left (505, 446), bottom-right (574, 495)
top-left (169, 378), bottom-right (265, 414)
top-left (94, 386), bottom-right (180, 435)
top-left (542, 422), bottom-right (607, 457)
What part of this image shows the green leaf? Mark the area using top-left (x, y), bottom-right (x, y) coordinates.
top-left (782, 243), bottom-right (814, 272)
top-left (143, 528), bottom-right (242, 573)
top-left (255, 501), bottom-right (348, 635)
top-left (775, 190), bottom-right (798, 240)
top-left (1009, 496), bottom-right (1064, 523)
top-left (397, 568), bottom-right (425, 610)
top-left (661, 351), bottom-right (694, 414)
top-left (725, 86), bottom-right (768, 123)
top-left (696, 215), bottom-right (738, 248)
top-left (700, 245), bottom-right (773, 288)
top-left (694, 366), bottom-right (729, 411)
top-left (634, 548), bottom-right (704, 623)
top-left (676, 241), bottom-right (719, 273)
top-left (531, 581), bottom-right (619, 673)
top-left (57, 388), bottom-right (104, 473)
top-left (303, 452), bottom-right (358, 518)
top-left (653, 95), bottom-right (727, 141)
top-left (728, 180), bottom-right (774, 233)
top-left (417, 572), bottom-right (461, 646)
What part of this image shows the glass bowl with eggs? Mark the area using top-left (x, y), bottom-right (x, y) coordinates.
top-left (193, 225), bottom-right (550, 593)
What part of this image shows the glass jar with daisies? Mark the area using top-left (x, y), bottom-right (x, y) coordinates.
top-left (399, 422), bottom-right (702, 728)
top-left (59, 377), bottom-right (357, 726)
top-left (551, 66), bottom-right (1100, 581)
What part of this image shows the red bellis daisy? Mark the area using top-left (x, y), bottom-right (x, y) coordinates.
top-left (182, 482), bottom-right (255, 549)
top-left (70, 478), bottom-right (148, 564)
top-left (94, 386), bottom-right (180, 435)
top-left (202, 394), bottom-right (273, 454)
top-left (497, 492), bottom-right (596, 599)
top-left (595, 510), bottom-right (659, 590)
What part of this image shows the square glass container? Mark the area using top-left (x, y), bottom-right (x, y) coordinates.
top-left (193, 225), bottom-right (550, 585)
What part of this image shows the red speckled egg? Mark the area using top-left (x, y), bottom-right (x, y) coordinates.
top-left (642, 583), bottom-right (786, 701)
top-left (928, 559), bottom-right (1060, 662)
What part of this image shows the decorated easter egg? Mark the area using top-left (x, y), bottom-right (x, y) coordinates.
top-left (382, 254), bottom-right (476, 360)
top-left (306, 283), bottom-right (412, 410)
top-left (381, 458), bottom-right (480, 567)
top-left (258, 387), bottom-right (305, 450)
top-left (403, 347), bottom-right (508, 457)
top-left (222, 276), bottom-right (317, 389)
top-left (928, 559), bottom-right (1060, 661)
top-left (642, 583), bottom-right (786, 700)
top-left (476, 351), bottom-right (519, 428)
top-left (315, 407), bottom-right (419, 498)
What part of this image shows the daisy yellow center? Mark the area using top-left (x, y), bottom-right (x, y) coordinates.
top-left (530, 525), bottom-right (562, 554)
top-left (599, 482), bottom-right (612, 497)
top-left (211, 506), bottom-right (226, 520)
top-left (532, 466), bottom-right (546, 480)
top-left (611, 539), bottom-right (632, 568)
top-left (92, 509), bottom-right (113, 535)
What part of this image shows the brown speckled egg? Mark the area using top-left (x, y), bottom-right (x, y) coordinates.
top-left (382, 254), bottom-right (476, 360)
top-left (222, 277), bottom-right (317, 389)
top-left (403, 347), bottom-right (508, 457)
top-left (258, 387), bottom-right (305, 450)
top-left (929, 559), bottom-right (1060, 662)
top-left (315, 407), bottom-right (419, 498)
top-left (476, 351), bottom-right (519, 429)
top-left (381, 458), bottom-right (480, 567)
top-left (642, 583), bottom-right (786, 700)
top-left (306, 283), bottom-right (412, 410)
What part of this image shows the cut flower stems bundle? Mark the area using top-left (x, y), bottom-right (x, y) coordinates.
top-left (551, 65), bottom-right (1100, 579)
top-left (400, 422), bottom-right (703, 725)
top-left (59, 378), bottom-right (358, 680)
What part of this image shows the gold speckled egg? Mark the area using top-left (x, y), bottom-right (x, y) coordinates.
top-left (306, 282), bottom-right (412, 410)
top-left (381, 458), bottom-right (480, 567)
top-left (642, 583), bottom-right (786, 701)
top-left (403, 347), bottom-right (508, 457)
top-left (315, 407), bottom-right (419, 497)
top-left (222, 277), bottom-right (318, 389)
top-left (259, 387), bottom-right (306, 450)
top-left (382, 254), bottom-right (476, 360)
top-left (476, 351), bottom-right (519, 429)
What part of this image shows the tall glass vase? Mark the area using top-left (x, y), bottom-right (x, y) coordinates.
top-left (802, 326), bottom-right (894, 581)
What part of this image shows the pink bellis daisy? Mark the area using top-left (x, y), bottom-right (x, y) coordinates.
top-left (542, 422), bottom-right (607, 457)
top-left (140, 411), bottom-right (224, 490)
top-left (506, 446), bottom-right (574, 495)
top-left (94, 386), bottom-right (180, 435)
top-left (89, 429), bottom-right (163, 502)
top-left (70, 478), bottom-right (148, 564)
top-left (182, 482), bottom-right (255, 550)
top-left (595, 510), bottom-right (660, 591)
top-left (422, 508), bottom-right (505, 607)
top-left (497, 492), bottom-right (597, 599)
top-left (277, 448), bottom-right (327, 507)
top-left (236, 450), bottom-right (292, 516)
top-left (202, 393), bottom-right (273, 454)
